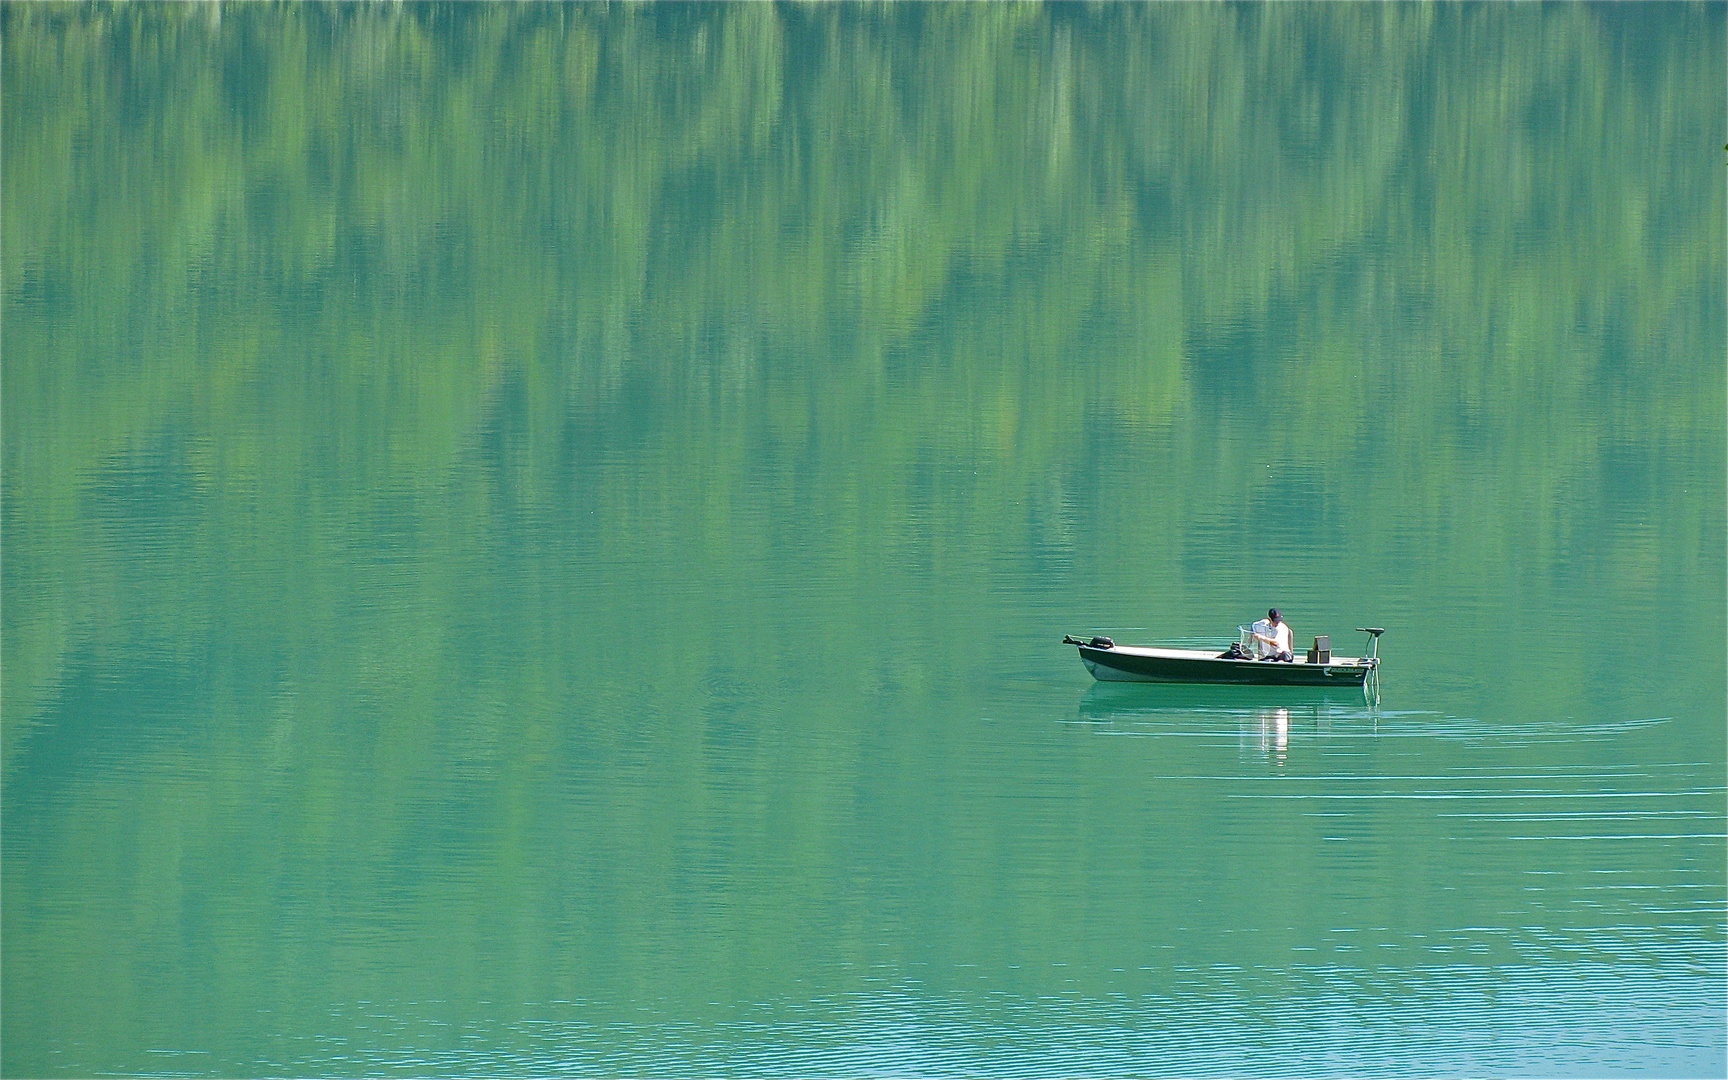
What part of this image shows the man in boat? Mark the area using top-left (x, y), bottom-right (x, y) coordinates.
top-left (1250, 608), bottom-right (1293, 661)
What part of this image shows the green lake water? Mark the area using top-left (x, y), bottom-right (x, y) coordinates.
top-left (4, 4), bottom-right (1725, 1075)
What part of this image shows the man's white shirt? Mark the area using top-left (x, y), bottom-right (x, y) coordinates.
top-left (1251, 618), bottom-right (1292, 657)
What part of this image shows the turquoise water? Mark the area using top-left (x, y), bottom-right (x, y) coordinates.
top-left (5, 4), bottom-right (1724, 1075)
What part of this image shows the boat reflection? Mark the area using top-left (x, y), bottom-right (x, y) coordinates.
top-left (1072, 682), bottom-right (1378, 765)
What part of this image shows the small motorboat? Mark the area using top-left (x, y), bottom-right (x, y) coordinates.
top-left (1064, 627), bottom-right (1384, 702)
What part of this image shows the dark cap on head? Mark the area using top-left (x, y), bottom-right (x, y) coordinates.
top-left (1268, 608), bottom-right (1280, 619)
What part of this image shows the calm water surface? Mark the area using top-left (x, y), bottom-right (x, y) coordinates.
top-left (5, 4), bottom-right (1725, 1076)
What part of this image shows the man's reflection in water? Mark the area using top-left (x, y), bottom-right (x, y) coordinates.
top-left (1258, 706), bottom-right (1290, 765)
top-left (1240, 701), bottom-right (1350, 763)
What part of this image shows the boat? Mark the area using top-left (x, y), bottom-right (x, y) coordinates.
top-left (1064, 627), bottom-right (1383, 701)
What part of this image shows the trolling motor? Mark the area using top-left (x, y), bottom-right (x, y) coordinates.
top-left (1355, 627), bottom-right (1384, 705)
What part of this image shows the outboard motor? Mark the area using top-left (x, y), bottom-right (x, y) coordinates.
top-left (1063, 635), bottom-right (1114, 649)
